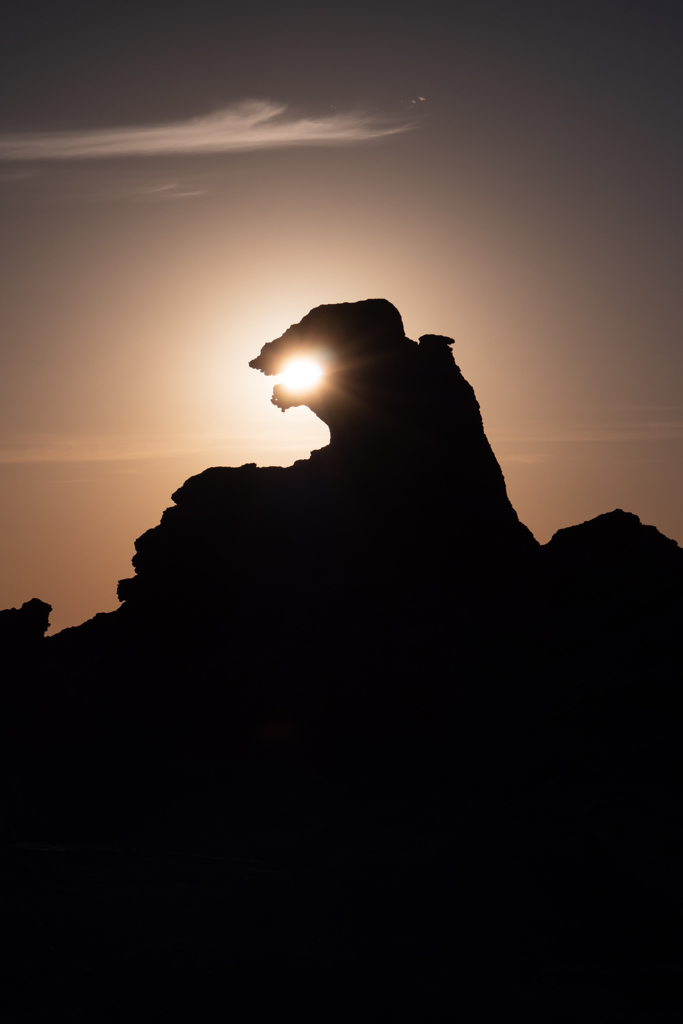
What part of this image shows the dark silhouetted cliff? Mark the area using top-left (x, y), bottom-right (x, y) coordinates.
top-left (1, 300), bottom-right (682, 1019)
top-left (114, 300), bottom-right (536, 652)
top-left (0, 598), bottom-right (50, 650)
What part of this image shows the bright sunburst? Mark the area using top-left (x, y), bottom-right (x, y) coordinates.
top-left (280, 359), bottom-right (323, 391)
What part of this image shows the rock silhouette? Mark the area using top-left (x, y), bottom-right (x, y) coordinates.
top-left (1, 299), bottom-right (682, 1019)
top-left (115, 301), bottom-right (534, 640)
top-left (0, 597), bottom-right (51, 650)
top-left (249, 299), bottom-right (524, 527)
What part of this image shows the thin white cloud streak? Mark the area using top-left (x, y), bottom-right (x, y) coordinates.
top-left (4, 420), bottom-right (682, 464)
top-left (490, 422), bottom-right (683, 443)
top-left (0, 431), bottom-right (326, 464)
top-left (0, 101), bottom-right (414, 161)
top-left (499, 454), bottom-right (550, 463)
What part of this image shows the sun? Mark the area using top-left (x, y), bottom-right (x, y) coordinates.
top-left (280, 359), bottom-right (323, 391)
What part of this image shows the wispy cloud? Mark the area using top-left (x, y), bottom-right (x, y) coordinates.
top-left (0, 101), bottom-right (413, 161)
top-left (0, 430), bottom-right (327, 464)
top-left (490, 421), bottom-right (683, 443)
top-left (0, 433), bottom-right (225, 463)
top-left (499, 453), bottom-right (550, 463)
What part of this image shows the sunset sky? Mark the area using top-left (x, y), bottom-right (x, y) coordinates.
top-left (1, 0), bottom-right (682, 632)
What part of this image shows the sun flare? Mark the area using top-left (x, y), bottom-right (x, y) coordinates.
top-left (280, 359), bottom-right (323, 391)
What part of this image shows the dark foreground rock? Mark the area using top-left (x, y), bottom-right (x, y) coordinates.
top-left (0, 598), bottom-right (51, 649)
top-left (1, 300), bottom-right (682, 1021)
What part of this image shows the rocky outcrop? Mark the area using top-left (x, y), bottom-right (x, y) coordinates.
top-left (543, 507), bottom-right (683, 609)
top-left (0, 597), bottom-right (51, 648)
top-left (112, 300), bottom-right (536, 662)
top-left (1, 300), bottom-right (682, 1005)
top-left (249, 298), bottom-right (527, 528)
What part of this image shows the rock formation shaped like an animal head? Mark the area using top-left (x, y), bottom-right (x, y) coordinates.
top-left (249, 298), bottom-right (446, 454)
top-left (249, 298), bottom-right (523, 528)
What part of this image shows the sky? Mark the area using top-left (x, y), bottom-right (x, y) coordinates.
top-left (1, 0), bottom-right (682, 632)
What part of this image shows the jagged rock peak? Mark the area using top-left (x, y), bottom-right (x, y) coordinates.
top-left (249, 298), bottom-right (478, 452)
top-left (247, 297), bottom-right (525, 527)
top-left (0, 598), bottom-right (51, 647)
